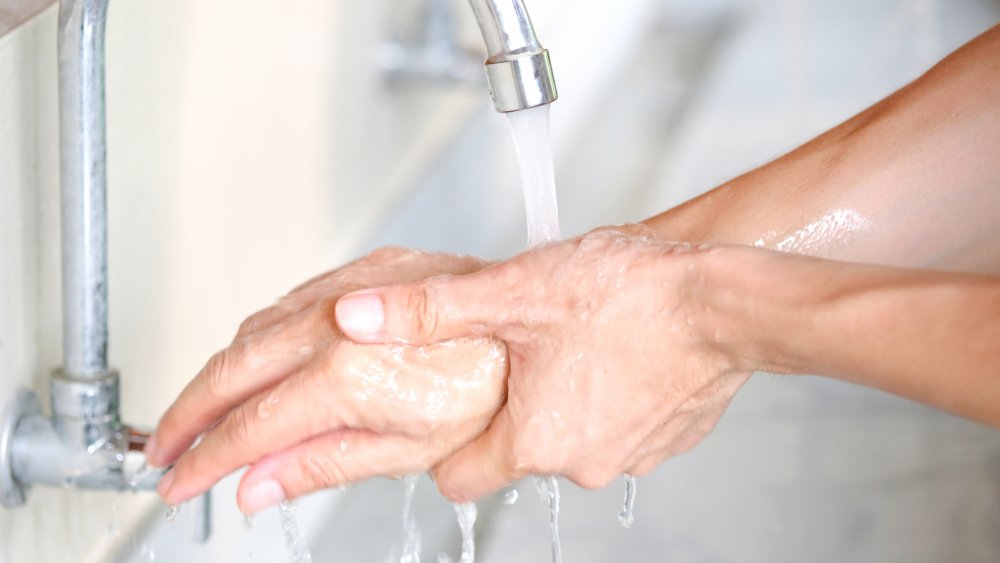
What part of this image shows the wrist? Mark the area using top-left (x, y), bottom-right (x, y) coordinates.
top-left (686, 245), bottom-right (829, 375)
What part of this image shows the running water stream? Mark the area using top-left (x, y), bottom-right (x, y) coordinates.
top-left (506, 104), bottom-right (639, 560)
top-left (506, 105), bottom-right (561, 249)
top-left (401, 475), bottom-right (423, 563)
top-left (279, 502), bottom-right (314, 563)
top-left (620, 475), bottom-right (637, 529)
top-left (506, 104), bottom-right (566, 563)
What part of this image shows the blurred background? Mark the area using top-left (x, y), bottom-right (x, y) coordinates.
top-left (1, 0), bottom-right (999, 561)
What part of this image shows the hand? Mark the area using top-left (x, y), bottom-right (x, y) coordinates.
top-left (147, 248), bottom-right (509, 514)
top-left (334, 227), bottom-right (753, 502)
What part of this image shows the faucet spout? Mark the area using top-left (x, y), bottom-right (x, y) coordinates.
top-left (465, 0), bottom-right (558, 112)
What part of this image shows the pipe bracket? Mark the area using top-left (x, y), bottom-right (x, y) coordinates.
top-left (0, 390), bottom-right (41, 509)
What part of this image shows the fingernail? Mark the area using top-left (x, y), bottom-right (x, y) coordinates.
top-left (336, 293), bottom-right (385, 338)
top-left (242, 479), bottom-right (286, 514)
top-left (144, 434), bottom-right (159, 466)
top-left (157, 469), bottom-right (176, 498)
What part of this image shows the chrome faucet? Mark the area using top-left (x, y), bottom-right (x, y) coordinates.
top-left (384, 0), bottom-right (559, 112)
top-left (466, 0), bottom-right (558, 112)
top-left (0, 0), bottom-right (210, 541)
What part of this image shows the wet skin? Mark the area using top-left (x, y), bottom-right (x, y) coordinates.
top-left (148, 248), bottom-right (507, 513)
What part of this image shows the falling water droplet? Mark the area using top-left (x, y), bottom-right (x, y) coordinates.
top-left (139, 543), bottom-right (156, 562)
top-left (454, 502), bottom-right (478, 563)
top-left (242, 513), bottom-right (254, 530)
top-left (400, 475), bottom-right (422, 563)
top-left (502, 487), bottom-right (519, 506)
top-left (619, 474), bottom-right (637, 529)
top-left (165, 504), bottom-right (180, 522)
top-left (534, 476), bottom-right (563, 563)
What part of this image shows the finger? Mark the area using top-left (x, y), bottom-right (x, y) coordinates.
top-left (335, 264), bottom-right (520, 345)
top-left (147, 310), bottom-right (331, 468)
top-left (157, 363), bottom-right (356, 505)
top-left (430, 408), bottom-right (526, 502)
top-left (236, 429), bottom-right (425, 514)
top-left (625, 455), bottom-right (662, 478)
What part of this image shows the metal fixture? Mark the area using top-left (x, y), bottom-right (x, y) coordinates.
top-left (380, 0), bottom-right (485, 86)
top-left (0, 0), bottom-right (210, 541)
top-left (466, 0), bottom-right (558, 112)
top-left (383, 0), bottom-right (558, 113)
top-left (1, 0), bottom-right (556, 537)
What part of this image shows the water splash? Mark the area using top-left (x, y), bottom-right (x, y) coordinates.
top-left (754, 208), bottom-right (873, 256)
top-left (278, 501), bottom-right (314, 563)
top-left (454, 502), bottom-right (478, 563)
top-left (139, 543), bottom-right (156, 562)
top-left (165, 504), bottom-right (180, 522)
top-left (257, 391), bottom-right (281, 419)
top-left (123, 455), bottom-right (159, 490)
top-left (619, 474), bottom-right (637, 528)
top-left (401, 475), bottom-right (422, 563)
top-left (534, 476), bottom-right (563, 563)
top-left (502, 487), bottom-right (519, 506)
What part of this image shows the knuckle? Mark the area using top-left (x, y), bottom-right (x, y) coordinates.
top-left (299, 451), bottom-right (349, 492)
top-left (406, 285), bottom-right (439, 340)
top-left (222, 405), bottom-right (256, 447)
top-left (236, 314), bottom-right (262, 337)
top-left (203, 348), bottom-right (239, 398)
top-left (569, 467), bottom-right (618, 491)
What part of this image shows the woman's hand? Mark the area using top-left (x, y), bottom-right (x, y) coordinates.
top-left (335, 227), bottom-right (753, 502)
top-left (335, 229), bottom-right (1000, 504)
top-left (146, 248), bottom-right (508, 514)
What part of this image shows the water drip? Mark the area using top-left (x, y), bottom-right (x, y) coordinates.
top-left (401, 475), bottom-right (422, 563)
top-left (534, 476), bottom-right (563, 563)
top-left (619, 474), bottom-right (637, 528)
top-left (279, 501), bottom-right (314, 563)
top-left (502, 487), bottom-right (519, 506)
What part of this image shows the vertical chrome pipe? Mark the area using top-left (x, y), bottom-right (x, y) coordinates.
top-left (57, 0), bottom-right (111, 380)
top-left (464, 0), bottom-right (558, 112)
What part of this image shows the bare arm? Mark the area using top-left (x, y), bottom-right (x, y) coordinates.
top-left (332, 235), bottom-right (1000, 500)
top-left (703, 248), bottom-right (1000, 427)
top-left (645, 24), bottom-right (1000, 273)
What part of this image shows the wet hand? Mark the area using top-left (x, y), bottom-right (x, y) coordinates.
top-left (335, 227), bottom-right (753, 501)
top-left (146, 248), bottom-right (508, 514)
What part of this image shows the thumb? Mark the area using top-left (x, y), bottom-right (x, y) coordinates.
top-left (335, 270), bottom-right (505, 344)
top-left (431, 408), bottom-right (526, 502)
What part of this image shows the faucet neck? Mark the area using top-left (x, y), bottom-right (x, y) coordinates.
top-left (466, 0), bottom-right (543, 62)
top-left (465, 0), bottom-right (558, 112)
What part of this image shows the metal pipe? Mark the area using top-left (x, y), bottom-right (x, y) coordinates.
top-left (465, 0), bottom-right (558, 112)
top-left (1, 3), bottom-right (214, 541)
top-left (58, 0), bottom-right (111, 380)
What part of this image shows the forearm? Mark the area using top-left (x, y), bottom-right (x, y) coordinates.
top-left (699, 247), bottom-right (1000, 426)
top-left (645, 24), bottom-right (1000, 273)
